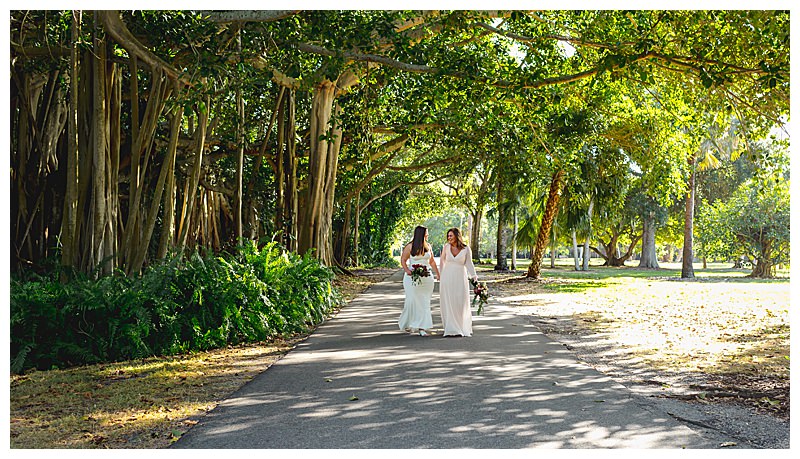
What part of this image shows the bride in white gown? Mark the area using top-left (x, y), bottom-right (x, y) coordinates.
top-left (398, 226), bottom-right (440, 336)
top-left (439, 227), bottom-right (478, 337)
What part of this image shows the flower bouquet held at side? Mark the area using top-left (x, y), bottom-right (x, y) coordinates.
top-left (470, 278), bottom-right (489, 315)
top-left (410, 264), bottom-right (430, 285)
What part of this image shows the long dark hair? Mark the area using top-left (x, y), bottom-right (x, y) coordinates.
top-left (447, 227), bottom-right (466, 250)
top-left (411, 225), bottom-right (428, 256)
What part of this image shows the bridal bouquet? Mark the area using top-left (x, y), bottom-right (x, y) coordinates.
top-left (470, 278), bottom-right (489, 315)
top-left (410, 264), bottom-right (430, 285)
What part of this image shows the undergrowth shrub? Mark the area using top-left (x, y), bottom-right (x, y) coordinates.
top-left (10, 242), bottom-right (342, 373)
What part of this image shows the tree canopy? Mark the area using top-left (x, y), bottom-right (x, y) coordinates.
top-left (9, 9), bottom-right (789, 279)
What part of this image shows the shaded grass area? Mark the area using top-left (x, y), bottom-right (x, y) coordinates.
top-left (9, 269), bottom-right (394, 449)
top-left (480, 262), bottom-right (790, 418)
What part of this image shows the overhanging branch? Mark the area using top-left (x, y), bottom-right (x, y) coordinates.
top-left (199, 10), bottom-right (301, 23)
top-left (98, 10), bottom-right (188, 84)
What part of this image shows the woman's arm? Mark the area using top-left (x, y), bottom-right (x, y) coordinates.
top-left (464, 246), bottom-right (478, 281)
top-left (400, 243), bottom-right (412, 275)
top-left (428, 246), bottom-right (440, 280)
top-left (439, 244), bottom-right (447, 274)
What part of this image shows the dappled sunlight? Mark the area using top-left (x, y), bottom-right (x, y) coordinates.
top-left (173, 271), bottom-right (733, 449)
top-left (499, 274), bottom-right (789, 379)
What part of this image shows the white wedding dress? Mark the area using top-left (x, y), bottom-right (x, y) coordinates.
top-left (398, 251), bottom-right (435, 332)
top-left (439, 244), bottom-right (477, 337)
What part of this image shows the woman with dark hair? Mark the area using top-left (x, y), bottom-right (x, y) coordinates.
top-left (399, 225), bottom-right (440, 336)
top-left (439, 227), bottom-right (478, 337)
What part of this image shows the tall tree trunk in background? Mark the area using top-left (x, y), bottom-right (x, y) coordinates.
top-left (318, 99), bottom-right (344, 265)
top-left (129, 91), bottom-right (182, 274)
top-left (75, 50), bottom-right (93, 272)
top-left (638, 210), bottom-right (659, 268)
top-left (572, 229), bottom-right (580, 270)
top-left (89, 24), bottom-right (109, 275)
top-left (494, 181), bottom-right (509, 271)
top-left (284, 89), bottom-right (298, 251)
top-left (106, 54), bottom-right (122, 273)
top-left (235, 37), bottom-right (244, 243)
top-left (511, 208), bottom-right (517, 270)
top-left (177, 94), bottom-right (210, 248)
top-left (469, 209), bottom-right (483, 261)
top-left (274, 91), bottom-right (286, 239)
top-left (156, 83), bottom-right (177, 259)
top-left (511, 207), bottom-right (519, 271)
top-left (527, 169), bottom-right (565, 279)
top-left (11, 57), bottom-right (70, 270)
top-left (299, 80), bottom-right (335, 262)
top-left (298, 73), bottom-right (357, 265)
top-left (582, 197), bottom-right (593, 271)
top-left (243, 87), bottom-right (283, 242)
top-left (352, 191), bottom-right (361, 266)
top-left (682, 155), bottom-right (697, 278)
top-left (550, 224), bottom-right (557, 268)
top-left (339, 197), bottom-right (353, 265)
top-left (61, 10), bottom-right (81, 278)
top-left (122, 69), bottom-right (172, 272)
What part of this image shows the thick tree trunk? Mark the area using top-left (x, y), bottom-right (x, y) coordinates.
top-left (319, 99), bottom-right (344, 264)
top-left (299, 81), bottom-right (335, 259)
top-left (751, 259), bottom-right (774, 278)
top-left (592, 228), bottom-right (641, 267)
top-left (638, 211), bottom-right (659, 268)
top-left (682, 156), bottom-right (697, 278)
top-left (61, 10), bottom-right (81, 278)
top-left (572, 229), bottom-right (580, 270)
top-left (527, 169), bottom-right (565, 279)
top-left (582, 197), bottom-right (594, 271)
top-left (470, 210), bottom-right (483, 262)
top-left (90, 25), bottom-right (109, 275)
top-left (298, 73), bottom-right (356, 265)
top-left (494, 181), bottom-right (509, 271)
top-left (511, 208), bottom-right (517, 270)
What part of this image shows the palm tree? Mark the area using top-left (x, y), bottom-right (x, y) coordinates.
top-left (682, 114), bottom-right (743, 278)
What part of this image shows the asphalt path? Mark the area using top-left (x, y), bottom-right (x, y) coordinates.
top-left (173, 270), bottom-right (741, 449)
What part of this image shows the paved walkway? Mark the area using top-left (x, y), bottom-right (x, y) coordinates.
top-left (173, 270), bottom-right (739, 449)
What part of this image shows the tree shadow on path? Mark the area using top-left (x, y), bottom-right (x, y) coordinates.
top-left (173, 271), bottom-right (740, 449)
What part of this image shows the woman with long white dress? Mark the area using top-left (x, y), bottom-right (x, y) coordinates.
top-left (439, 227), bottom-right (478, 337)
top-left (398, 226), bottom-right (440, 336)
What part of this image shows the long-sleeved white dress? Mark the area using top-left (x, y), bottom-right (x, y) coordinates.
top-left (439, 244), bottom-right (477, 337)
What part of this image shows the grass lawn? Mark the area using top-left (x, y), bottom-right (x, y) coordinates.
top-left (475, 257), bottom-right (790, 417)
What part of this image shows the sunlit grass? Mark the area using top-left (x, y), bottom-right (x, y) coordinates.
top-left (9, 343), bottom-right (294, 448)
top-left (490, 267), bottom-right (790, 380)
